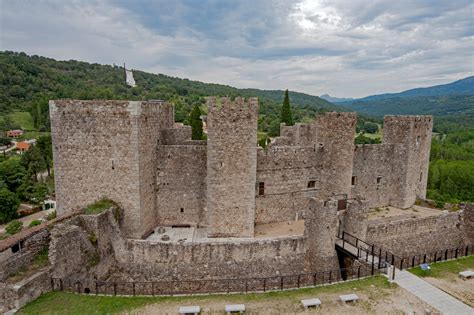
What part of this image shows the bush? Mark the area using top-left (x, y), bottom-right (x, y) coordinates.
top-left (0, 188), bottom-right (20, 224)
top-left (46, 210), bottom-right (56, 220)
top-left (84, 199), bottom-right (116, 215)
top-left (6, 220), bottom-right (23, 235)
top-left (29, 220), bottom-right (42, 227)
top-left (435, 200), bottom-right (445, 209)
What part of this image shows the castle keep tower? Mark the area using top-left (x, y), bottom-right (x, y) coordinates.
top-left (49, 100), bottom-right (174, 238)
top-left (206, 97), bottom-right (258, 238)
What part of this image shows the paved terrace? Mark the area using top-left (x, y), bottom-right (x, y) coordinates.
top-left (146, 220), bottom-right (305, 243)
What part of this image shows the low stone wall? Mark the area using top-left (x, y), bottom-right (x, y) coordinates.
top-left (0, 269), bottom-right (51, 313)
top-left (114, 236), bottom-right (307, 281)
top-left (366, 211), bottom-right (467, 257)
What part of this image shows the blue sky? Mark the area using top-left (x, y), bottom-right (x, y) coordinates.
top-left (1, 0), bottom-right (473, 97)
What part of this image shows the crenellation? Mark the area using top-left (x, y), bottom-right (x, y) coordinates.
top-left (37, 97), bottom-right (471, 295)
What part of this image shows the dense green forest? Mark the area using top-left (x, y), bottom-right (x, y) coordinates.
top-left (427, 130), bottom-right (474, 204)
top-left (0, 51), bottom-right (343, 137)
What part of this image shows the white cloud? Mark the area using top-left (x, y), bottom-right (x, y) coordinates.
top-left (0, 0), bottom-right (473, 98)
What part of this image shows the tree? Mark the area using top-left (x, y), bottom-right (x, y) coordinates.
top-left (363, 122), bottom-right (379, 134)
top-left (21, 145), bottom-right (46, 181)
top-left (0, 157), bottom-right (26, 192)
top-left (280, 89), bottom-right (293, 126)
top-left (0, 137), bottom-right (11, 146)
top-left (37, 135), bottom-right (53, 176)
top-left (189, 104), bottom-right (203, 140)
top-left (0, 188), bottom-right (20, 224)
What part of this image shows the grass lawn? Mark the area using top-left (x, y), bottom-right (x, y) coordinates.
top-left (19, 275), bottom-right (394, 314)
top-left (9, 111), bottom-right (35, 130)
top-left (408, 255), bottom-right (474, 278)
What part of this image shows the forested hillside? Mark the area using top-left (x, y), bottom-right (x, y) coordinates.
top-left (335, 76), bottom-right (474, 129)
top-left (428, 130), bottom-right (474, 204)
top-left (0, 51), bottom-right (339, 136)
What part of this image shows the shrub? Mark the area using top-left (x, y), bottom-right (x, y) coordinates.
top-left (435, 200), bottom-right (445, 209)
top-left (46, 210), bottom-right (56, 220)
top-left (29, 220), bottom-right (42, 227)
top-left (6, 220), bottom-right (23, 235)
top-left (84, 199), bottom-right (116, 215)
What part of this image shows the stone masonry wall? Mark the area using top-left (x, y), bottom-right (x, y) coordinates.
top-left (0, 229), bottom-right (49, 282)
top-left (206, 97), bottom-right (258, 237)
top-left (352, 115), bottom-right (432, 209)
top-left (365, 212), bottom-right (467, 257)
top-left (115, 236), bottom-right (306, 281)
top-left (156, 144), bottom-right (207, 227)
top-left (304, 198), bottom-right (340, 272)
top-left (50, 100), bottom-right (173, 238)
top-left (255, 113), bottom-right (356, 224)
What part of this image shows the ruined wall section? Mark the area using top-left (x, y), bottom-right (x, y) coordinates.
top-left (255, 113), bottom-right (356, 224)
top-left (50, 100), bottom-right (173, 238)
top-left (206, 97), bottom-right (258, 238)
top-left (352, 115), bottom-right (432, 209)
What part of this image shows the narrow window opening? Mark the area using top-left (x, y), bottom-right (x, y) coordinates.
top-left (420, 172), bottom-right (423, 182)
top-left (307, 180), bottom-right (316, 188)
top-left (11, 243), bottom-right (20, 253)
top-left (377, 176), bottom-right (382, 184)
top-left (351, 176), bottom-right (357, 186)
top-left (416, 135), bottom-right (421, 145)
top-left (111, 160), bottom-right (115, 170)
top-left (180, 208), bottom-right (184, 213)
top-left (258, 182), bottom-right (265, 196)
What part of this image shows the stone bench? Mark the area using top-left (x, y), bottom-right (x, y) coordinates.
top-left (339, 293), bottom-right (359, 304)
top-left (225, 304), bottom-right (245, 314)
top-left (301, 298), bottom-right (321, 309)
top-left (179, 305), bottom-right (200, 315)
top-left (459, 270), bottom-right (474, 280)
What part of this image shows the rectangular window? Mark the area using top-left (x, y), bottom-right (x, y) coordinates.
top-left (338, 199), bottom-right (347, 211)
top-left (307, 180), bottom-right (316, 188)
top-left (377, 176), bottom-right (382, 184)
top-left (258, 182), bottom-right (265, 196)
top-left (351, 176), bottom-right (357, 186)
top-left (420, 172), bottom-right (423, 182)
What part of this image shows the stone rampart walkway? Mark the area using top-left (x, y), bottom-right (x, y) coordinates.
top-left (393, 270), bottom-right (473, 314)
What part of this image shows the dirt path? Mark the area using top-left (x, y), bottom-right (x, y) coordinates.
top-left (124, 283), bottom-right (437, 315)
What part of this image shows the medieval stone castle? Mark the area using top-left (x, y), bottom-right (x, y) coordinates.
top-left (50, 97), bottom-right (431, 239)
top-left (35, 96), bottom-right (473, 284)
top-left (1, 96), bottom-right (473, 314)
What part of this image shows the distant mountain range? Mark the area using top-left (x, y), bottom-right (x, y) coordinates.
top-left (345, 76), bottom-right (474, 102)
top-left (319, 94), bottom-right (354, 103)
top-left (329, 77), bottom-right (474, 124)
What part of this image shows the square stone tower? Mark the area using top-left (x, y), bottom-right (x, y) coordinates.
top-left (49, 100), bottom-right (174, 238)
top-left (206, 97), bottom-right (258, 238)
top-left (383, 115), bottom-right (433, 208)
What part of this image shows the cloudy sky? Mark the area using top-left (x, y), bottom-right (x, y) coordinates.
top-left (1, 0), bottom-right (473, 98)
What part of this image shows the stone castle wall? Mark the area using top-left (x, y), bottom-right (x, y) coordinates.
top-left (255, 113), bottom-right (356, 224)
top-left (365, 211), bottom-right (467, 257)
top-left (50, 100), bottom-right (173, 238)
top-left (206, 97), bottom-right (258, 237)
top-left (352, 116), bottom-right (433, 209)
top-left (156, 144), bottom-right (207, 227)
